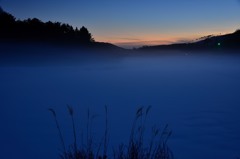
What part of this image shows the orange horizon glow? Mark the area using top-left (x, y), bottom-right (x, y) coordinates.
top-left (94, 29), bottom-right (235, 48)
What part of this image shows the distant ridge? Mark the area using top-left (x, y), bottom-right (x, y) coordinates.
top-left (0, 6), bottom-right (3, 13)
top-left (0, 7), bottom-right (123, 51)
top-left (0, 6), bottom-right (239, 52)
top-left (139, 30), bottom-right (240, 51)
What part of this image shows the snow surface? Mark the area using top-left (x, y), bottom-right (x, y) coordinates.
top-left (0, 50), bottom-right (240, 159)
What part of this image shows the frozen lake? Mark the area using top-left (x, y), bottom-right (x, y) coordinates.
top-left (0, 51), bottom-right (240, 159)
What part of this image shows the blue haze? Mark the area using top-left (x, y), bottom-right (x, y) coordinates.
top-left (0, 49), bottom-right (240, 159)
top-left (1, 0), bottom-right (240, 44)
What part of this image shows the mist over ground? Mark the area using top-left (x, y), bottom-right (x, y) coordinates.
top-left (0, 43), bottom-right (240, 159)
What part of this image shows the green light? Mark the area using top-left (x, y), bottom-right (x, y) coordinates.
top-left (218, 42), bottom-right (221, 46)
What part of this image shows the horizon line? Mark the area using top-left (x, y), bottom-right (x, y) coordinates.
top-left (109, 31), bottom-right (234, 49)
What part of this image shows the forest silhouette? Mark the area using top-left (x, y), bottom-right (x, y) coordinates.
top-left (1, 6), bottom-right (240, 51)
top-left (0, 7), bottom-right (94, 45)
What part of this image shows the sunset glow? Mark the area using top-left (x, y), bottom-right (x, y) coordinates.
top-left (1, 1), bottom-right (240, 159)
top-left (1, 0), bottom-right (240, 48)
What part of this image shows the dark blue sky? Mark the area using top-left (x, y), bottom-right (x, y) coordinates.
top-left (1, 0), bottom-right (240, 47)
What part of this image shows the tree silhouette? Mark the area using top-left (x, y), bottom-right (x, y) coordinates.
top-left (78, 26), bottom-right (94, 43)
top-left (0, 8), bottom-right (95, 45)
top-left (0, 10), bottom-right (15, 26)
top-left (0, 9), bottom-right (16, 38)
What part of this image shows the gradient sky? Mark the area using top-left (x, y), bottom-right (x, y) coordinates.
top-left (1, 0), bottom-right (240, 48)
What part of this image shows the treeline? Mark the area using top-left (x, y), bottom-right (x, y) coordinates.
top-left (0, 8), bottom-right (94, 44)
top-left (139, 29), bottom-right (240, 51)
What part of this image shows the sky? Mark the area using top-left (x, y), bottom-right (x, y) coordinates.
top-left (1, 0), bottom-right (240, 48)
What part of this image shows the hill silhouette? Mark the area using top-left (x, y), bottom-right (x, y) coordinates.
top-left (0, 6), bottom-right (3, 13)
top-left (0, 7), bottom-right (122, 51)
top-left (0, 6), bottom-right (239, 53)
top-left (139, 30), bottom-right (240, 52)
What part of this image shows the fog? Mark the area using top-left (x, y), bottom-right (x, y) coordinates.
top-left (0, 46), bottom-right (240, 159)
